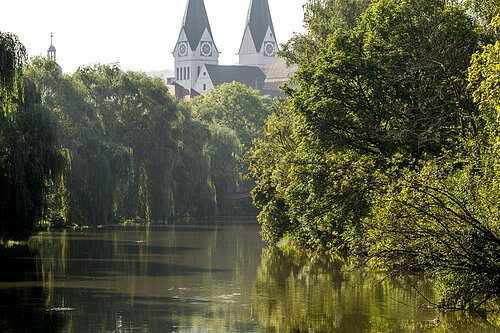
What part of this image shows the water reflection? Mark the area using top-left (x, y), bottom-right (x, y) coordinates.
top-left (0, 245), bottom-right (71, 332)
top-left (252, 247), bottom-right (499, 333)
top-left (0, 220), bottom-right (264, 332)
top-left (0, 220), bottom-right (498, 332)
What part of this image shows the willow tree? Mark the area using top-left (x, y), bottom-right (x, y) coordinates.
top-left (0, 83), bottom-right (66, 240)
top-left (1, 35), bottom-right (65, 240)
top-left (0, 32), bottom-right (26, 115)
top-left (75, 64), bottom-right (186, 221)
top-left (189, 82), bottom-right (272, 215)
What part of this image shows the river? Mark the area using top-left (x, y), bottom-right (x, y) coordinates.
top-left (0, 218), bottom-right (497, 332)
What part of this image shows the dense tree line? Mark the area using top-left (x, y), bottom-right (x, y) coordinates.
top-left (32, 62), bottom-right (269, 225)
top-left (247, 0), bottom-right (499, 310)
top-left (1, 35), bottom-right (269, 240)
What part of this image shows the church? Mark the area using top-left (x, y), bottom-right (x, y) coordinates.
top-left (169, 0), bottom-right (296, 99)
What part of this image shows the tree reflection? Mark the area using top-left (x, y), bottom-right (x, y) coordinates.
top-left (1, 226), bottom-right (497, 332)
top-left (0, 245), bottom-right (71, 333)
top-left (252, 247), bottom-right (499, 333)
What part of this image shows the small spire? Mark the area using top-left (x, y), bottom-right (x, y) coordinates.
top-left (47, 32), bottom-right (57, 62)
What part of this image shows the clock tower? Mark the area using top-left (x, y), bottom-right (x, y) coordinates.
top-left (238, 0), bottom-right (277, 67)
top-left (174, 0), bottom-right (219, 90)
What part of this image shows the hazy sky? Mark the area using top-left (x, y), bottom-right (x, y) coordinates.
top-left (0, 0), bottom-right (306, 73)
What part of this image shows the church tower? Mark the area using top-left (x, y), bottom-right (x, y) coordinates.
top-left (47, 33), bottom-right (56, 62)
top-left (174, 0), bottom-right (219, 90)
top-left (238, 0), bottom-right (277, 67)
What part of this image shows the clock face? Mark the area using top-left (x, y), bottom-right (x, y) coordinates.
top-left (178, 42), bottom-right (188, 57)
top-left (264, 41), bottom-right (276, 57)
top-left (200, 42), bottom-right (212, 57)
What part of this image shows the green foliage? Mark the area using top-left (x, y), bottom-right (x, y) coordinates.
top-left (0, 80), bottom-right (65, 241)
top-left (11, 58), bottom-right (249, 227)
top-left (469, 41), bottom-right (500, 150)
top-left (24, 59), bottom-right (118, 226)
top-left (0, 35), bottom-right (267, 237)
top-left (0, 35), bottom-right (65, 241)
top-left (468, 41), bottom-right (499, 236)
top-left (281, 0), bottom-right (371, 65)
top-left (249, 0), bottom-right (480, 247)
top-left (247, 0), bottom-right (499, 309)
top-left (466, 0), bottom-right (500, 40)
top-left (293, 0), bottom-right (478, 160)
top-left (246, 105), bottom-right (297, 243)
top-left (190, 82), bottom-right (272, 215)
top-left (367, 158), bottom-right (499, 309)
top-left (172, 111), bottom-right (217, 217)
top-left (368, 28), bottom-right (499, 311)
top-left (74, 64), bottom-right (181, 221)
top-left (205, 123), bottom-right (242, 214)
top-left (248, 104), bottom-right (374, 250)
top-left (190, 82), bottom-right (271, 150)
top-left (0, 32), bottom-right (26, 114)
top-left (364, 0), bottom-right (499, 310)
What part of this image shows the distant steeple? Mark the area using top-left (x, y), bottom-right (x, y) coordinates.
top-left (47, 32), bottom-right (56, 62)
top-left (181, 0), bottom-right (215, 51)
top-left (173, 0), bottom-right (219, 90)
top-left (245, 0), bottom-right (276, 52)
top-left (238, 0), bottom-right (277, 67)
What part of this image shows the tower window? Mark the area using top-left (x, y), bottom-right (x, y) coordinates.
top-left (183, 67), bottom-right (186, 80)
top-left (176, 68), bottom-right (180, 80)
top-left (197, 66), bottom-right (201, 77)
top-left (187, 67), bottom-right (190, 80)
top-left (203, 84), bottom-right (207, 91)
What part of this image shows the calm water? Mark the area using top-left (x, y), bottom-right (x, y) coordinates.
top-left (0, 218), bottom-right (498, 332)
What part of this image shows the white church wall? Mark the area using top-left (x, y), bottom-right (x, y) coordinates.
top-left (193, 65), bottom-right (214, 95)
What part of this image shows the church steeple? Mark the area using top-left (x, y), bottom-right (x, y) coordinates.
top-left (174, 0), bottom-right (219, 90)
top-left (47, 32), bottom-right (56, 62)
top-left (182, 0), bottom-right (214, 51)
top-left (238, 0), bottom-right (277, 67)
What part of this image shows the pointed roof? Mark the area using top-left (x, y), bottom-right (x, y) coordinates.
top-left (182, 0), bottom-right (214, 50)
top-left (244, 0), bottom-right (276, 52)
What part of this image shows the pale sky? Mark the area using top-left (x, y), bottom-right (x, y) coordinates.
top-left (0, 0), bottom-right (306, 73)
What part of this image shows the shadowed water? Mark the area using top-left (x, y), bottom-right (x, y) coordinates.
top-left (0, 218), bottom-right (498, 332)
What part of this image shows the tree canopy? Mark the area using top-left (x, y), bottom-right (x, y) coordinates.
top-left (246, 0), bottom-right (500, 310)
top-left (0, 32), bottom-right (26, 114)
top-left (189, 82), bottom-right (272, 150)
